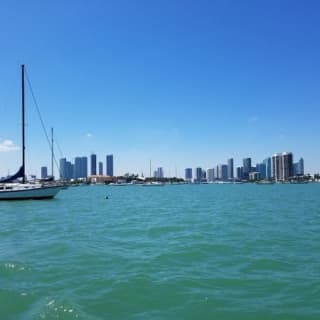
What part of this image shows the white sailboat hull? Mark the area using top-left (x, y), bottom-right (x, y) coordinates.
top-left (0, 185), bottom-right (62, 200)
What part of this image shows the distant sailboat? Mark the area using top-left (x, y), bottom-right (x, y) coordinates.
top-left (0, 65), bottom-right (62, 200)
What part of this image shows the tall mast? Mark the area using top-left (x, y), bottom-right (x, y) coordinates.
top-left (21, 64), bottom-right (26, 183)
top-left (149, 159), bottom-right (151, 178)
top-left (51, 127), bottom-right (54, 178)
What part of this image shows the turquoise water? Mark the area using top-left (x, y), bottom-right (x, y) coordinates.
top-left (1, 183), bottom-right (319, 319)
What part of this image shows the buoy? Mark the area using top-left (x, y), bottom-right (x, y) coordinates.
top-left (105, 196), bottom-right (109, 199)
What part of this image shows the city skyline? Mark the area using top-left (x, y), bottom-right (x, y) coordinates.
top-left (1, 1), bottom-right (320, 176)
top-left (42, 150), bottom-right (306, 182)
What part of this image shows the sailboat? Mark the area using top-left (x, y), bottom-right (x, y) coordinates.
top-left (0, 65), bottom-right (62, 200)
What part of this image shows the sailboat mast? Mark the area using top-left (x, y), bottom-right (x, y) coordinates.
top-left (149, 159), bottom-right (151, 178)
top-left (21, 64), bottom-right (26, 183)
top-left (51, 127), bottom-right (54, 178)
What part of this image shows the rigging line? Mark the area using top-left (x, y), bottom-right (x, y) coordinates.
top-left (24, 68), bottom-right (61, 176)
top-left (54, 133), bottom-right (65, 158)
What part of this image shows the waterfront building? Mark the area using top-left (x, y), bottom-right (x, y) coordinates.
top-left (227, 158), bottom-right (234, 180)
top-left (59, 158), bottom-right (67, 180)
top-left (185, 168), bottom-right (192, 181)
top-left (249, 172), bottom-right (260, 181)
top-left (90, 154), bottom-right (97, 176)
top-left (41, 166), bottom-right (48, 179)
top-left (263, 157), bottom-right (272, 179)
top-left (74, 157), bottom-right (82, 179)
top-left (194, 167), bottom-right (203, 182)
top-left (202, 169), bottom-right (206, 180)
top-left (236, 166), bottom-right (243, 180)
top-left (272, 153), bottom-right (282, 182)
top-left (216, 165), bottom-right (219, 180)
top-left (242, 158), bottom-right (252, 180)
top-left (98, 161), bottom-right (103, 176)
top-left (66, 161), bottom-right (73, 180)
top-left (207, 168), bottom-right (215, 182)
top-left (256, 163), bottom-right (266, 179)
top-left (60, 159), bottom-right (73, 180)
top-left (106, 154), bottom-right (114, 176)
top-left (217, 164), bottom-right (228, 181)
top-left (272, 152), bottom-right (293, 182)
top-left (282, 152), bottom-right (293, 180)
top-left (61, 156), bottom-right (87, 180)
top-left (293, 158), bottom-right (304, 176)
top-left (80, 156), bottom-right (88, 178)
top-left (157, 167), bottom-right (164, 178)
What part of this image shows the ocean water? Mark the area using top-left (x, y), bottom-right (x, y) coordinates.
top-left (0, 183), bottom-right (319, 320)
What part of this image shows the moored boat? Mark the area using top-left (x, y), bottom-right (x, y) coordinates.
top-left (0, 65), bottom-right (62, 200)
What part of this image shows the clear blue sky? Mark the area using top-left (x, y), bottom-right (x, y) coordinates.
top-left (0, 0), bottom-right (319, 177)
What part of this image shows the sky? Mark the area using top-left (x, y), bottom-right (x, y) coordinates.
top-left (0, 0), bottom-right (320, 177)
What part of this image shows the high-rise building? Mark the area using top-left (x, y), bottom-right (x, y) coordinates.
top-left (236, 166), bottom-right (243, 180)
top-left (185, 168), bottom-right (192, 181)
top-left (272, 153), bottom-right (282, 182)
top-left (207, 168), bottom-right (215, 182)
top-left (90, 154), bottom-right (97, 175)
top-left (227, 158), bottom-right (234, 180)
top-left (202, 169), bottom-right (206, 180)
top-left (60, 159), bottom-right (73, 180)
top-left (157, 167), bottom-right (164, 178)
top-left (74, 157), bottom-right (81, 179)
top-left (59, 158), bottom-right (67, 180)
top-left (41, 166), bottom-right (48, 179)
top-left (195, 167), bottom-right (203, 182)
top-left (282, 152), bottom-right (293, 180)
top-left (65, 161), bottom-right (73, 180)
top-left (242, 158), bottom-right (252, 180)
top-left (80, 156), bottom-right (88, 178)
top-left (263, 157), bottom-right (272, 179)
top-left (298, 158), bottom-right (304, 175)
top-left (98, 161), bottom-right (103, 175)
top-left (74, 156), bottom-right (87, 179)
top-left (217, 164), bottom-right (228, 180)
top-left (256, 163), bottom-right (266, 179)
top-left (293, 158), bottom-right (304, 176)
top-left (106, 154), bottom-right (114, 176)
top-left (272, 152), bottom-right (293, 182)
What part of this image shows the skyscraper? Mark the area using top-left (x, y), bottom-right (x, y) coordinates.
top-left (242, 158), bottom-right (252, 180)
top-left (99, 161), bottom-right (103, 175)
top-left (81, 156), bottom-right (88, 178)
top-left (272, 153), bottom-right (282, 182)
top-left (282, 152), bottom-right (293, 180)
top-left (74, 157), bottom-right (88, 179)
top-left (256, 163), bottom-right (266, 179)
top-left (207, 168), bottom-right (215, 182)
top-left (195, 167), bottom-right (203, 182)
top-left (236, 166), bottom-right (243, 180)
top-left (263, 157), bottom-right (272, 179)
top-left (294, 158), bottom-right (304, 176)
top-left (218, 164), bottom-right (228, 180)
top-left (106, 154), bottom-right (114, 176)
top-left (227, 158), bottom-right (234, 180)
top-left (60, 159), bottom-right (73, 180)
top-left (157, 167), bottom-right (164, 178)
top-left (185, 168), bottom-right (192, 181)
top-left (41, 166), bottom-right (48, 179)
top-left (272, 152), bottom-right (293, 182)
top-left (74, 157), bottom-right (82, 179)
top-left (90, 154), bottom-right (97, 175)
top-left (59, 158), bottom-right (67, 180)
top-left (298, 158), bottom-right (304, 175)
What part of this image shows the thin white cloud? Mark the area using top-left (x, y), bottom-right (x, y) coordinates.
top-left (86, 133), bottom-right (93, 138)
top-left (0, 139), bottom-right (19, 152)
